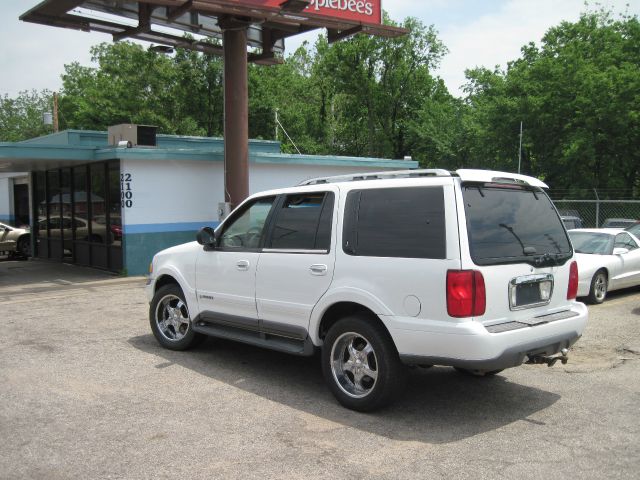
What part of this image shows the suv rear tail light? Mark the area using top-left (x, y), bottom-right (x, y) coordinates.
top-left (567, 261), bottom-right (579, 300)
top-left (447, 270), bottom-right (486, 318)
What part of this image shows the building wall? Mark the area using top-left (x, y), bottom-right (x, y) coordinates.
top-left (120, 160), bottom-right (388, 275)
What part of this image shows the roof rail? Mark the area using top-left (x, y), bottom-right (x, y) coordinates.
top-left (298, 169), bottom-right (452, 186)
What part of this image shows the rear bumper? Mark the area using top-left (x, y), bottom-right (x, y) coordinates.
top-left (400, 332), bottom-right (581, 371)
top-left (389, 302), bottom-right (588, 371)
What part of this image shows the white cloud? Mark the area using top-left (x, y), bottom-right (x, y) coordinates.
top-left (0, 3), bottom-right (109, 96)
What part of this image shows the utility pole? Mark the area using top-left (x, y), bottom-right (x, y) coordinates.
top-left (518, 121), bottom-right (523, 174)
top-left (275, 108), bottom-right (279, 141)
top-left (53, 92), bottom-right (59, 133)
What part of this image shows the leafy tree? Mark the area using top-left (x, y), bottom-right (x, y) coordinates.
top-left (0, 90), bottom-right (55, 142)
top-left (314, 16), bottom-right (449, 160)
top-left (461, 10), bottom-right (640, 194)
top-left (60, 42), bottom-right (179, 132)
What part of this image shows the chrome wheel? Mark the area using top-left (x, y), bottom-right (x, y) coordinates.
top-left (155, 294), bottom-right (191, 342)
top-left (330, 332), bottom-right (379, 399)
top-left (593, 273), bottom-right (607, 302)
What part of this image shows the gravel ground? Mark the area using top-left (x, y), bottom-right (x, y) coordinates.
top-left (1, 259), bottom-right (639, 479)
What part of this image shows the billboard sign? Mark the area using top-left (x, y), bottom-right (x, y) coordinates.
top-left (233, 0), bottom-right (382, 25)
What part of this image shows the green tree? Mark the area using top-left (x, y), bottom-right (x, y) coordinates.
top-left (461, 10), bottom-right (640, 194)
top-left (315, 16), bottom-right (449, 160)
top-left (0, 90), bottom-right (54, 142)
top-left (61, 42), bottom-right (179, 132)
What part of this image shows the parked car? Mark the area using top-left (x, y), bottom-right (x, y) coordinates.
top-left (567, 228), bottom-right (640, 303)
top-left (146, 169), bottom-right (588, 411)
top-left (562, 216), bottom-right (583, 230)
top-left (94, 215), bottom-right (122, 241)
top-left (0, 222), bottom-right (31, 258)
top-left (601, 218), bottom-right (639, 228)
top-left (37, 216), bottom-right (112, 243)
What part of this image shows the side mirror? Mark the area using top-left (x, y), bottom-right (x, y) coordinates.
top-left (613, 247), bottom-right (629, 255)
top-left (196, 227), bottom-right (218, 249)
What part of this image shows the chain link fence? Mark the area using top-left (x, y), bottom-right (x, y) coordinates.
top-left (553, 199), bottom-right (640, 228)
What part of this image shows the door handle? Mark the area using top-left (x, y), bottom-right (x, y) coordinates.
top-left (236, 260), bottom-right (250, 271)
top-left (309, 264), bottom-right (328, 276)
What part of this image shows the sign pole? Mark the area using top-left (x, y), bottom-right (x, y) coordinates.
top-left (222, 20), bottom-right (250, 208)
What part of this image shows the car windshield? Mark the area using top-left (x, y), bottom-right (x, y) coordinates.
top-left (568, 232), bottom-right (614, 255)
top-left (625, 224), bottom-right (640, 237)
top-left (463, 184), bottom-right (572, 265)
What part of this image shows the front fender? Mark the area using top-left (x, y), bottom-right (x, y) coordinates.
top-left (149, 264), bottom-right (199, 316)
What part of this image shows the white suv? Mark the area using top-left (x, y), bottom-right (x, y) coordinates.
top-left (146, 169), bottom-right (588, 411)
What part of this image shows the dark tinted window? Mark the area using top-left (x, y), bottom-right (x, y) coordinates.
top-left (343, 187), bottom-right (446, 259)
top-left (463, 185), bottom-right (572, 265)
top-left (268, 192), bottom-right (334, 250)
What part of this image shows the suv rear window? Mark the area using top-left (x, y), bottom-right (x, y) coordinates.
top-left (343, 186), bottom-right (446, 259)
top-left (463, 184), bottom-right (572, 265)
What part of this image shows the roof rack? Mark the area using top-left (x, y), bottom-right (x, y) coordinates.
top-left (298, 169), bottom-right (452, 186)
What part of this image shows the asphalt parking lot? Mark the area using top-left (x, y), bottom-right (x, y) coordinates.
top-left (1, 258), bottom-right (639, 479)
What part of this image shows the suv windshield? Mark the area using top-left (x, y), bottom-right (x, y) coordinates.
top-left (463, 184), bottom-right (572, 266)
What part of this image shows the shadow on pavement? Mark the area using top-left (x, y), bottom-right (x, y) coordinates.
top-left (129, 333), bottom-right (560, 444)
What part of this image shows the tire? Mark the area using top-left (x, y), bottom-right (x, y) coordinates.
top-left (17, 236), bottom-right (30, 258)
top-left (454, 367), bottom-right (503, 377)
top-left (149, 284), bottom-right (204, 351)
top-left (587, 270), bottom-right (608, 304)
top-left (321, 314), bottom-right (407, 412)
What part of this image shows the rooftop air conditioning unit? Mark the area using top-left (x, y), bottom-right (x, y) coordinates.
top-left (108, 124), bottom-right (157, 147)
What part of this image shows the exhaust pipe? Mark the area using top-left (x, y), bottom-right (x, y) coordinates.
top-left (526, 348), bottom-right (569, 367)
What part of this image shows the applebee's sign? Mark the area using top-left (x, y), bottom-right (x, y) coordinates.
top-left (231, 0), bottom-right (382, 25)
top-left (308, 0), bottom-right (380, 23)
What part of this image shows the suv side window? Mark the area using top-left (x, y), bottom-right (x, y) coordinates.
top-left (220, 196), bottom-right (276, 249)
top-left (266, 192), bottom-right (335, 251)
top-left (343, 186), bottom-right (446, 259)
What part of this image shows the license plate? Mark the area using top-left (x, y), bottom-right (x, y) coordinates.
top-left (509, 274), bottom-right (554, 310)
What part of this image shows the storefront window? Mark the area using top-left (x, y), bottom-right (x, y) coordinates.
top-left (46, 170), bottom-right (60, 235)
top-left (33, 161), bottom-right (121, 272)
top-left (73, 166), bottom-right (88, 240)
top-left (90, 163), bottom-right (106, 244)
top-left (108, 161), bottom-right (122, 247)
top-left (60, 168), bottom-right (72, 257)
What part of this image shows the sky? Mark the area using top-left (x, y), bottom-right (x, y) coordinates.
top-left (0, 0), bottom-right (638, 99)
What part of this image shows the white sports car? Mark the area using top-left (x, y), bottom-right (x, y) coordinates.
top-left (568, 228), bottom-right (640, 303)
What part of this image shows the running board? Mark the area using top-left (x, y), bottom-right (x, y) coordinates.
top-left (193, 320), bottom-right (316, 357)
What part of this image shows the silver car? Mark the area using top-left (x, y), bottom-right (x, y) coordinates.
top-left (0, 222), bottom-right (31, 258)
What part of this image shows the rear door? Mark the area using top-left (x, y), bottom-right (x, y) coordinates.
top-left (256, 190), bottom-right (336, 337)
top-left (459, 183), bottom-right (574, 324)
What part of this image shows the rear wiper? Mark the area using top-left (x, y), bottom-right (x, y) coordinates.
top-left (532, 252), bottom-right (572, 267)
